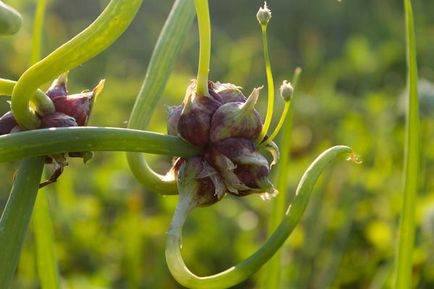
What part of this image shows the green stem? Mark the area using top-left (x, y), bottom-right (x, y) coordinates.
top-left (11, 0), bottom-right (143, 129)
top-left (30, 0), bottom-right (47, 65)
top-left (260, 68), bottom-right (301, 148)
top-left (33, 191), bottom-right (61, 289)
top-left (0, 78), bottom-right (54, 115)
top-left (256, 24), bottom-right (275, 145)
top-left (127, 0), bottom-right (195, 196)
top-left (0, 0), bottom-right (22, 35)
top-left (30, 1), bottom-right (61, 288)
top-left (394, 0), bottom-right (420, 288)
top-left (0, 127), bottom-right (200, 163)
top-left (261, 69), bottom-right (301, 289)
top-left (0, 157), bottom-right (44, 289)
top-left (193, 0), bottom-right (211, 96)
top-left (166, 146), bottom-right (353, 289)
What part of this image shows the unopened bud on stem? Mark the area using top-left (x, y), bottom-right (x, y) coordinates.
top-left (257, 2), bottom-right (272, 26)
top-left (280, 80), bottom-right (293, 102)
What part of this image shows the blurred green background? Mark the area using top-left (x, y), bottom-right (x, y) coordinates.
top-left (1, 0), bottom-right (434, 288)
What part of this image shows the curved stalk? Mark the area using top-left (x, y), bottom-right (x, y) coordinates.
top-left (0, 78), bottom-right (54, 115)
top-left (256, 23), bottom-right (275, 144)
top-left (0, 1), bottom-right (22, 35)
top-left (394, 0), bottom-right (420, 288)
top-left (0, 127), bottom-right (201, 163)
top-left (127, 0), bottom-right (195, 196)
top-left (166, 145), bottom-right (353, 289)
top-left (0, 157), bottom-right (44, 289)
top-left (11, 0), bottom-right (143, 129)
top-left (193, 0), bottom-right (211, 96)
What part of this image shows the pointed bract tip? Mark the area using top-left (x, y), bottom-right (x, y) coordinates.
top-left (92, 79), bottom-right (106, 100)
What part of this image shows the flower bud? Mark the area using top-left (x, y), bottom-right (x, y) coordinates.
top-left (0, 111), bottom-right (18, 135)
top-left (40, 112), bottom-right (77, 128)
top-left (209, 87), bottom-right (263, 142)
top-left (177, 81), bottom-right (222, 147)
top-left (256, 2), bottom-right (272, 26)
top-left (280, 80), bottom-right (293, 102)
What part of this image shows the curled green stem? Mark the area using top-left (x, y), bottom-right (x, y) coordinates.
top-left (11, 0), bottom-right (143, 129)
top-left (127, 0), bottom-right (195, 196)
top-left (0, 157), bottom-right (44, 289)
top-left (166, 145), bottom-right (353, 289)
top-left (0, 78), bottom-right (54, 115)
top-left (194, 0), bottom-right (211, 96)
top-left (0, 127), bottom-right (201, 163)
top-left (256, 23), bottom-right (275, 145)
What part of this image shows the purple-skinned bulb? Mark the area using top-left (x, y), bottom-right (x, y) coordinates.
top-left (40, 112), bottom-right (77, 128)
top-left (209, 87), bottom-right (263, 142)
top-left (0, 111), bottom-right (18, 135)
top-left (177, 81), bottom-right (222, 147)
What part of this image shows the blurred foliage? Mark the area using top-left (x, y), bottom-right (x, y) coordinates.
top-left (1, 0), bottom-right (434, 288)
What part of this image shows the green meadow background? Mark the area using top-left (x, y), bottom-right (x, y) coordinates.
top-left (1, 0), bottom-right (433, 288)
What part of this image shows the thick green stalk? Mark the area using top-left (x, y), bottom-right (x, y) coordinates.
top-left (256, 24), bottom-right (275, 144)
top-left (127, 0), bottom-right (195, 196)
top-left (0, 157), bottom-right (44, 289)
top-left (0, 127), bottom-right (200, 163)
top-left (394, 0), bottom-right (420, 288)
top-left (30, 1), bottom-right (61, 288)
top-left (0, 0), bottom-right (22, 35)
top-left (0, 78), bottom-right (54, 115)
top-left (166, 146), bottom-right (353, 289)
top-left (193, 0), bottom-right (211, 96)
top-left (11, 0), bottom-right (143, 129)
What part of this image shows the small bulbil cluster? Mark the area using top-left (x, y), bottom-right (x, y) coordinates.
top-left (168, 81), bottom-right (278, 206)
top-left (0, 74), bottom-right (104, 135)
top-left (0, 74), bottom-right (104, 186)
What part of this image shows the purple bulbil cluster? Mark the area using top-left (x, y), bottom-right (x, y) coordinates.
top-left (0, 75), bottom-right (103, 187)
top-left (168, 81), bottom-right (278, 206)
top-left (0, 75), bottom-right (103, 135)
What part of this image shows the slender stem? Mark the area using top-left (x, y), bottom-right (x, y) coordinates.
top-left (166, 146), bottom-right (353, 289)
top-left (0, 127), bottom-right (200, 163)
top-left (193, 0), bottom-right (211, 96)
top-left (260, 68), bottom-right (301, 148)
top-left (0, 157), bottom-right (44, 289)
top-left (11, 0), bottom-right (143, 129)
top-left (261, 69), bottom-right (301, 288)
top-left (0, 78), bottom-right (54, 115)
top-left (256, 24), bottom-right (275, 144)
top-left (30, 0), bottom-right (46, 65)
top-left (0, 0), bottom-right (22, 35)
top-left (30, 1), bottom-right (62, 288)
top-left (127, 0), bottom-right (195, 196)
top-left (33, 191), bottom-right (61, 289)
top-left (394, 0), bottom-right (420, 288)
